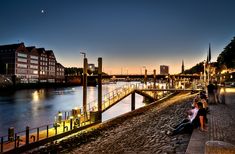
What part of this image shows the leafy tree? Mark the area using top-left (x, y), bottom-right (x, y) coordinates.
top-left (217, 37), bottom-right (235, 70)
top-left (183, 62), bottom-right (204, 74)
top-left (65, 67), bottom-right (82, 76)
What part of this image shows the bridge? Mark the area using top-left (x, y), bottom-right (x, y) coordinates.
top-left (86, 83), bottom-right (202, 114)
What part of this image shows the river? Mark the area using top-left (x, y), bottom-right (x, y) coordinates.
top-left (0, 82), bottom-right (146, 136)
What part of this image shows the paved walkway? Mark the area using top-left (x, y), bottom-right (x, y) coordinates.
top-left (186, 88), bottom-right (235, 154)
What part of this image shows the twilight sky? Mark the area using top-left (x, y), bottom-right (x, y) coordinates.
top-left (0, 0), bottom-right (234, 74)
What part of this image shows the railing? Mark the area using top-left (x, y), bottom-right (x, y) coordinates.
top-left (0, 113), bottom-right (94, 153)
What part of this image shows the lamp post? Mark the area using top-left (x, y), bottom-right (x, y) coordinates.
top-left (143, 66), bottom-right (147, 85)
top-left (98, 58), bottom-right (102, 122)
top-left (81, 52), bottom-right (88, 121)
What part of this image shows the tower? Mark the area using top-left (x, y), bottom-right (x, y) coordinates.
top-left (182, 60), bottom-right (184, 74)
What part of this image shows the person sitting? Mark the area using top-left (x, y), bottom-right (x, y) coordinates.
top-left (169, 102), bottom-right (207, 135)
top-left (200, 94), bottom-right (209, 111)
top-left (191, 95), bottom-right (200, 108)
top-left (192, 102), bottom-right (207, 132)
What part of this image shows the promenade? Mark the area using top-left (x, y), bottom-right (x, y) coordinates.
top-left (26, 88), bottom-right (235, 154)
top-left (28, 92), bottom-right (196, 153)
top-left (186, 88), bottom-right (235, 153)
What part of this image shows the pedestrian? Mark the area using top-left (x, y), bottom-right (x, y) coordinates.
top-left (214, 81), bottom-right (220, 103)
top-left (220, 82), bottom-right (226, 104)
top-left (207, 81), bottom-right (216, 104)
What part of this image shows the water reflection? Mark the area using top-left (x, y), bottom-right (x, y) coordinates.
top-left (0, 82), bottom-right (143, 135)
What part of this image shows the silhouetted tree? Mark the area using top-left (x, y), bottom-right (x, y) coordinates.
top-left (217, 37), bottom-right (235, 70)
top-left (183, 62), bottom-right (204, 74)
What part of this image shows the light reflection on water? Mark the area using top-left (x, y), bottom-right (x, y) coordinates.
top-left (0, 82), bottom-right (144, 135)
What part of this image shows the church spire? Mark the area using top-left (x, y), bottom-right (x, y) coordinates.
top-left (182, 60), bottom-right (184, 74)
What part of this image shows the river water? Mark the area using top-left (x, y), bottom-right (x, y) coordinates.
top-left (0, 82), bottom-right (145, 136)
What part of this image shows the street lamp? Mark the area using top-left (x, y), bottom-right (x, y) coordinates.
top-left (80, 52), bottom-right (86, 58)
top-left (143, 66), bottom-right (147, 85)
top-left (80, 51), bottom-right (88, 121)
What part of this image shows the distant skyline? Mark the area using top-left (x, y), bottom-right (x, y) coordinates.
top-left (0, 0), bottom-right (235, 74)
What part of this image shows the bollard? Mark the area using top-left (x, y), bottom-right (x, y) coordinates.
top-left (1, 137), bottom-right (3, 153)
top-left (47, 125), bottom-right (49, 138)
top-left (131, 92), bottom-right (135, 111)
top-left (63, 121), bottom-right (65, 132)
top-left (55, 125), bottom-right (57, 135)
top-left (70, 119), bottom-right (73, 130)
top-left (14, 133), bottom-right (17, 148)
top-left (37, 128), bottom-right (39, 141)
top-left (30, 135), bottom-right (36, 142)
top-left (16, 136), bottom-right (20, 147)
top-left (8, 127), bottom-right (14, 142)
top-left (26, 126), bottom-right (30, 144)
top-left (64, 126), bottom-right (68, 132)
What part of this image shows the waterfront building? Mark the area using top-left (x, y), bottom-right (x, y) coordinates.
top-left (56, 63), bottom-right (65, 82)
top-left (46, 50), bottom-right (56, 83)
top-left (0, 42), bottom-right (64, 83)
top-left (37, 48), bottom-right (49, 82)
top-left (26, 46), bottom-right (39, 83)
top-left (160, 65), bottom-right (169, 75)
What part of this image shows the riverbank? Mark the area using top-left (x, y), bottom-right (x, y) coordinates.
top-left (27, 92), bottom-right (197, 154)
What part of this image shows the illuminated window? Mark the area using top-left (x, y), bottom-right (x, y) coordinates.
top-left (17, 58), bottom-right (27, 63)
top-left (17, 53), bottom-right (27, 58)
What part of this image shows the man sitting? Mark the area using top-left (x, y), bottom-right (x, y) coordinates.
top-left (169, 102), bottom-right (207, 135)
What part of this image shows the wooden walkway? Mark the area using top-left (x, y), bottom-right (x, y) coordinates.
top-left (87, 83), bottom-right (202, 113)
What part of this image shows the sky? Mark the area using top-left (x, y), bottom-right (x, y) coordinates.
top-left (0, 0), bottom-right (235, 74)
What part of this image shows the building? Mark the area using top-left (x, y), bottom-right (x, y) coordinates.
top-left (55, 63), bottom-right (65, 83)
top-left (26, 46), bottom-right (39, 83)
top-left (160, 65), bottom-right (169, 75)
top-left (0, 42), bottom-right (64, 83)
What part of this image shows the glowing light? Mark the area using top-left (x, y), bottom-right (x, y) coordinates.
top-left (32, 91), bottom-right (39, 102)
top-left (58, 112), bottom-right (62, 116)
top-left (226, 88), bottom-right (235, 93)
top-left (33, 70), bottom-right (38, 74)
top-left (221, 70), bottom-right (227, 74)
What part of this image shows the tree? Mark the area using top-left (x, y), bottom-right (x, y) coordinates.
top-left (183, 62), bottom-right (204, 74)
top-left (217, 37), bottom-right (235, 70)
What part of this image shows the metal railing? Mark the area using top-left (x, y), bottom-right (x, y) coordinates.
top-left (0, 114), bottom-right (93, 153)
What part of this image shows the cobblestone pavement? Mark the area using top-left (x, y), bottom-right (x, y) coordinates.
top-left (64, 93), bottom-right (196, 154)
top-left (208, 88), bottom-right (235, 144)
top-left (186, 88), bottom-right (235, 154)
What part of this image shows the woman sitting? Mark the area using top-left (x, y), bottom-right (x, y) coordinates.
top-left (169, 102), bottom-right (207, 135)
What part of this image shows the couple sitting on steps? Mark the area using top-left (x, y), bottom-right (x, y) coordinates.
top-left (168, 96), bottom-right (208, 136)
